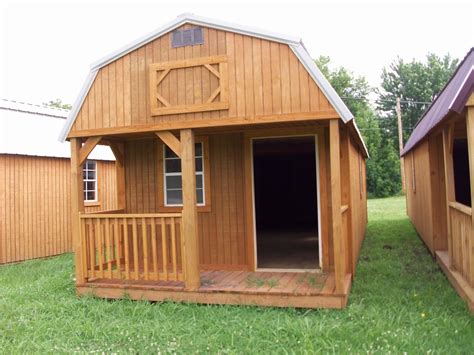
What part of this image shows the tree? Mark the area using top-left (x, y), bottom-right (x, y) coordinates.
top-left (378, 53), bottom-right (458, 147)
top-left (315, 56), bottom-right (401, 197)
top-left (43, 99), bottom-right (72, 110)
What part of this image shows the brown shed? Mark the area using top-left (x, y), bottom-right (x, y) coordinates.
top-left (0, 99), bottom-right (117, 264)
top-left (402, 48), bottom-right (474, 310)
top-left (60, 14), bottom-right (368, 309)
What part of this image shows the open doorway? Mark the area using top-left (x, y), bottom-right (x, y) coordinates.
top-left (252, 136), bottom-right (319, 270)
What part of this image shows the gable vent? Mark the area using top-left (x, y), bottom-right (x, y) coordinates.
top-left (171, 27), bottom-right (204, 48)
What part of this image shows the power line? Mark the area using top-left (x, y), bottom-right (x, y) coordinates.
top-left (340, 96), bottom-right (431, 106)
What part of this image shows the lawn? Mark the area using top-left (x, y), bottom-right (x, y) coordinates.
top-left (0, 196), bottom-right (472, 353)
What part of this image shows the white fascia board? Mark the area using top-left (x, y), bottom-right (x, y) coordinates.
top-left (58, 69), bottom-right (98, 142)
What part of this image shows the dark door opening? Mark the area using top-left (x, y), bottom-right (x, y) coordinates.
top-left (253, 136), bottom-right (319, 269)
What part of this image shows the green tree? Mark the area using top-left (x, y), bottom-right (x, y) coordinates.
top-left (44, 99), bottom-right (72, 110)
top-left (315, 56), bottom-right (401, 197)
top-left (378, 53), bottom-right (458, 147)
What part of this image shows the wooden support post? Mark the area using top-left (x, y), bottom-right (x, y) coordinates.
top-left (110, 142), bottom-right (126, 210)
top-left (329, 120), bottom-right (346, 294)
top-left (442, 123), bottom-right (455, 269)
top-left (465, 96), bottom-right (474, 276)
top-left (180, 129), bottom-right (200, 290)
top-left (71, 138), bottom-right (86, 284)
top-left (340, 130), bottom-right (354, 274)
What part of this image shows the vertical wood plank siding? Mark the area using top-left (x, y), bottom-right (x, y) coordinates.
top-left (404, 140), bottom-right (435, 253)
top-left (125, 135), bottom-right (247, 270)
top-left (70, 25), bottom-right (336, 133)
top-left (348, 135), bottom-right (368, 273)
top-left (0, 155), bottom-right (117, 264)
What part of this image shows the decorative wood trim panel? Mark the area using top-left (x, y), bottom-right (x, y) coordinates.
top-left (149, 55), bottom-right (229, 116)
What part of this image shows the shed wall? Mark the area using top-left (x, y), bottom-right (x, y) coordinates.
top-left (404, 140), bottom-right (435, 253)
top-left (349, 135), bottom-right (368, 272)
top-left (0, 155), bottom-right (117, 264)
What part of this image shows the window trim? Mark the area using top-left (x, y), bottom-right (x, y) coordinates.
top-left (83, 160), bottom-right (99, 205)
top-left (157, 136), bottom-right (211, 213)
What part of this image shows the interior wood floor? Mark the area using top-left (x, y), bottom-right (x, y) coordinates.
top-left (256, 231), bottom-right (319, 269)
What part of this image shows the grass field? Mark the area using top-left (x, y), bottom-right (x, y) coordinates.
top-left (0, 196), bottom-right (473, 353)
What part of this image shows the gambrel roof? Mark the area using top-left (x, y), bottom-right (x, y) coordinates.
top-left (59, 13), bottom-right (368, 156)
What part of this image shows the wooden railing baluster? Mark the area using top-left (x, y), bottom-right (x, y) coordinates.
top-left (114, 217), bottom-right (121, 279)
top-left (79, 213), bottom-right (182, 283)
top-left (161, 217), bottom-right (168, 281)
top-left (132, 218), bottom-right (139, 280)
top-left (151, 219), bottom-right (158, 280)
top-left (142, 217), bottom-right (149, 281)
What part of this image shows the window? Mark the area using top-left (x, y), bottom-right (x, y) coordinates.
top-left (83, 160), bottom-right (97, 202)
top-left (171, 27), bottom-right (204, 48)
top-left (452, 139), bottom-right (471, 206)
top-left (164, 142), bottom-right (205, 206)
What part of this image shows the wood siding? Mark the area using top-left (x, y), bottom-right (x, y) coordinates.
top-left (124, 134), bottom-right (247, 270)
top-left (405, 140), bottom-right (435, 252)
top-left (348, 134), bottom-right (368, 273)
top-left (0, 155), bottom-right (117, 264)
top-left (70, 25), bottom-right (337, 135)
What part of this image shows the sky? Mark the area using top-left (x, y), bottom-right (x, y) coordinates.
top-left (0, 0), bottom-right (472, 107)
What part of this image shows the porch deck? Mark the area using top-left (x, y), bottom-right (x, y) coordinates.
top-left (77, 270), bottom-right (352, 309)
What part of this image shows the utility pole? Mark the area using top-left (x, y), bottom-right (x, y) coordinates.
top-left (396, 97), bottom-right (406, 193)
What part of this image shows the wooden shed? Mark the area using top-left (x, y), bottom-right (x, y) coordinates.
top-left (60, 14), bottom-right (368, 309)
top-left (402, 48), bottom-right (474, 310)
top-left (0, 99), bottom-right (117, 264)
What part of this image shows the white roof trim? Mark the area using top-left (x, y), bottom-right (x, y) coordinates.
top-left (60, 13), bottom-right (366, 156)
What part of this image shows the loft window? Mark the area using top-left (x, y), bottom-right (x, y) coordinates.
top-left (171, 27), bottom-right (204, 48)
top-left (164, 142), bottom-right (204, 206)
top-left (452, 139), bottom-right (471, 207)
top-left (83, 160), bottom-right (97, 202)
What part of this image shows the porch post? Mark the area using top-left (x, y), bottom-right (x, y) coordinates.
top-left (180, 129), bottom-right (200, 290)
top-left (442, 124), bottom-right (455, 268)
top-left (71, 138), bottom-right (86, 284)
top-left (465, 95), bottom-right (474, 258)
top-left (329, 119), bottom-right (346, 294)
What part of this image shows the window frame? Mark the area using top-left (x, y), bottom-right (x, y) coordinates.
top-left (157, 136), bottom-right (211, 213)
top-left (83, 160), bottom-right (99, 205)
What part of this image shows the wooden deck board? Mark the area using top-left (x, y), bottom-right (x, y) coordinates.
top-left (79, 269), bottom-right (350, 309)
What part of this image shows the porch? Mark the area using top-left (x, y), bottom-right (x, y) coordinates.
top-left (77, 211), bottom-right (351, 308)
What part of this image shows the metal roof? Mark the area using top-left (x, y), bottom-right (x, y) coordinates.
top-left (402, 48), bottom-right (474, 156)
top-left (59, 13), bottom-right (368, 156)
top-left (0, 99), bottom-right (114, 160)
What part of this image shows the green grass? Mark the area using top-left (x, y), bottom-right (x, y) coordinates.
top-left (0, 196), bottom-right (472, 353)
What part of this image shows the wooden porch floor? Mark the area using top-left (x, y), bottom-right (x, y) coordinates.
top-left (77, 270), bottom-right (352, 309)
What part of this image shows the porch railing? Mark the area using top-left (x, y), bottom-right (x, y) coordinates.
top-left (448, 202), bottom-right (473, 286)
top-left (79, 212), bottom-right (184, 283)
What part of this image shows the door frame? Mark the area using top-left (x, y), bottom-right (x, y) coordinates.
top-left (244, 131), bottom-right (322, 271)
